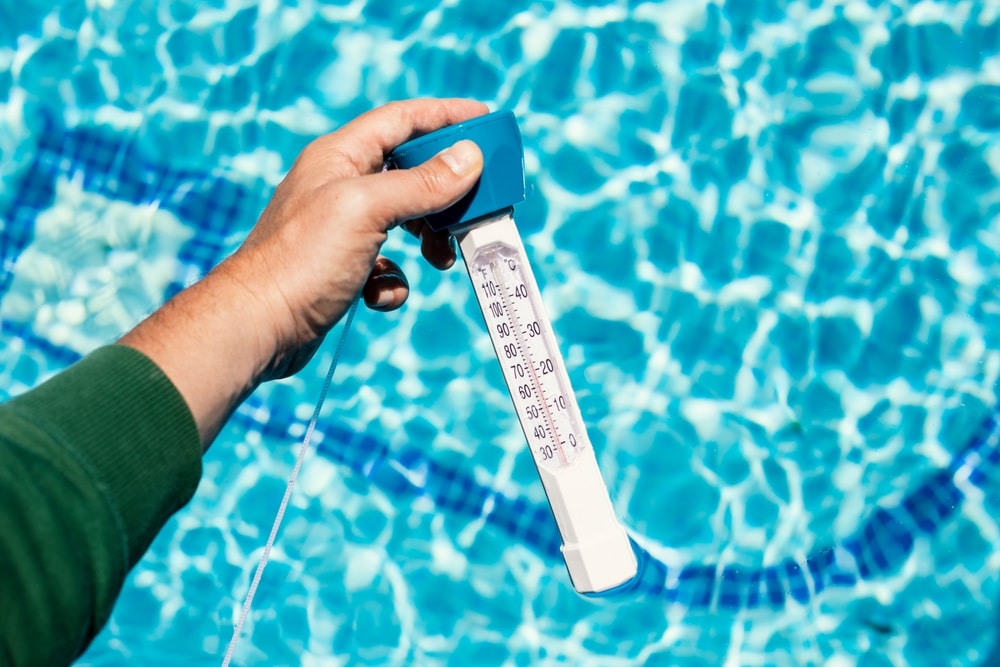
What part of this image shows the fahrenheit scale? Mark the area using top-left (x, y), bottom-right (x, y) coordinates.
top-left (390, 112), bottom-right (636, 593)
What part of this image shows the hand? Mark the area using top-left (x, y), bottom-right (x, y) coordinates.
top-left (120, 99), bottom-right (487, 446)
top-left (221, 99), bottom-right (487, 378)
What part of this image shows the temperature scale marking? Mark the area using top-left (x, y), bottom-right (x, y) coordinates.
top-left (490, 256), bottom-right (569, 466)
top-left (475, 246), bottom-right (582, 471)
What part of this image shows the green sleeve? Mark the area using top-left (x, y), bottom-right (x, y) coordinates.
top-left (0, 345), bottom-right (202, 666)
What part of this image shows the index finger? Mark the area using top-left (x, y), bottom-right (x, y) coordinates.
top-left (313, 98), bottom-right (490, 176)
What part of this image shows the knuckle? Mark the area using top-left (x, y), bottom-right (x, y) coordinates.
top-left (297, 137), bottom-right (327, 165)
top-left (384, 100), bottom-right (412, 125)
top-left (412, 164), bottom-right (448, 197)
top-left (292, 144), bottom-right (360, 185)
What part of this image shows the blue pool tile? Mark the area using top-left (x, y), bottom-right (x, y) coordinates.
top-left (964, 14), bottom-right (1000, 61)
top-left (985, 446), bottom-right (1000, 467)
top-left (829, 568), bottom-right (858, 587)
top-left (815, 315), bottom-right (863, 370)
top-left (681, 4), bottom-right (723, 70)
top-left (700, 214), bottom-right (742, 285)
top-left (66, 63), bottom-right (106, 109)
top-left (434, 478), bottom-right (479, 514)
top-left (675, 565), bottom-right (716, 608)
top-left (875, 22), bottom-right (980, 83)
top-left (799, 16), bottom-right (861, 79)
top-left (636, 554), bottom-right (670, 598)
top-left (718, 566), bottom-right (752, 610)
top-left (8, 288), bottom-right (996, 621)
top-left (806, 232), bottom-right (856, 301)
top-left (903, 492), bottom-right (945, 534)
top-left (816, 149), bottom-right (887, 224)
top-left (550, 144), bottom-right (604, 194)
top-left (403, 44), bottom-right (503, 101)
top-left (887, 95), bottom-right (928, 142)
top-left (762, 566), bottom-right (786, 608)
top-left (648, 196), bottom-right (702, 271)
top-left (941, 140), bottom-right (996, 191)
top-left (871, 508), bottom-right (914, 572)
top-left (554, 204), bottom-right (638, 288)
top-left (609, 110), bottom-right (659, 169)
top-left (744, 220), bottom-right (791, 277)
top-left (367, 460), bottom-right (420, 497)
top-left (267, 29), bottom-right (343, 105)
top-left (858, 514), bottom-right (891, 575)
top-left (941, 144), bottom-right (999, 248)
top-left (0, 183), bottom-right (53, 296)
top-left (221, 6), bottom-right (257, 60)
top-left (806, 548), bottom-right (834, 595)
top-left (783, 560), bottom-right (810, 604)
top-left (531, 31), bottom-right (585, 114)
top-left (924, 473), bottom-right (963, 520)
top-left (741, 569), bottom-right (760, 610)
top-left (722, 0), bottom-right (786, 48)
top-left (672, 73), bottom-right (733, 153)
top-left (842, 537), bottom-right (872, 579)
top-left (870, 146), bottom-right (922, 238)
top-left (762, 458), bottom-right (791, 504)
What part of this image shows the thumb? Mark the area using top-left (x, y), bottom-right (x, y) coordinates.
top-left (361, 139), bottom-right (485, 227)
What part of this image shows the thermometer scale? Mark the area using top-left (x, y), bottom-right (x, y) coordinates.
top-left (389, 112), bottom-right (637, 593)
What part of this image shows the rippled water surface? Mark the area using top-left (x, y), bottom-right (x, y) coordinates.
top-left (2, 1), bottom-right (1000, 665)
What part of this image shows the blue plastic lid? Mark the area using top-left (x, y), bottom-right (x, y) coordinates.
top-left (387, 110), bottom-right (526, 232)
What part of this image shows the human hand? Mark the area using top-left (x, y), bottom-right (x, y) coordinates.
top-left (120, 99), bottom-right (486, 446)
top-left (217, 98), bottom-right (487, 379)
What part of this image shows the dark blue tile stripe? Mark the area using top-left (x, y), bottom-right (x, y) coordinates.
top-left (1, 162), bottom-right (55, 297)
top-left (2, 117), bottom-right (999, 611)
top-left (267, 384), bottom-right (999, 608)
top-left (1, 112), bottom-right (259, 302)
top-left (0, 320), bottom-right (83, 367)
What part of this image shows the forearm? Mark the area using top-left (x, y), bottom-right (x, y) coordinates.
top-left (118, 257), bottom-right (281, 449)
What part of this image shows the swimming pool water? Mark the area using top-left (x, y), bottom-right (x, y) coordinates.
top-left (2, 0), bottom-right (1000, 665)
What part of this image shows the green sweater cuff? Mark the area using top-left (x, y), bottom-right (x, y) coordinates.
top-left (6, 344), bottom-right (203, 565)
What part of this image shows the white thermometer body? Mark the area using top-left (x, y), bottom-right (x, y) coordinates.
top-left (458, 211), bottom-right (637, 593)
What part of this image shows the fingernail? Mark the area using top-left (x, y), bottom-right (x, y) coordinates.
top-left (364, 272), bottom-right (408, 311)
top-left (381, 271), bottom-right (409, 289)
top-left (439, 140), bottom-right (480, 176)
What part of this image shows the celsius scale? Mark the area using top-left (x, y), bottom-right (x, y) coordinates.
top-left (389, 112), bottom-right (637, 593)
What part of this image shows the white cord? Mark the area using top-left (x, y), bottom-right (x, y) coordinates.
top-left (221, 298), bottom-right (360, 666)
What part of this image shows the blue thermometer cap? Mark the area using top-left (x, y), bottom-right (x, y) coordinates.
top-left (387, 110), bottom-right (525, 232)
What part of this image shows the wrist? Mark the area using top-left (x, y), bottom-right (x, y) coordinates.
top-left (210, 249), bottom-right (305, 381)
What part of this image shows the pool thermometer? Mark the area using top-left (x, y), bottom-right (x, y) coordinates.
top-left (389, 112), bottom-right (637, 593)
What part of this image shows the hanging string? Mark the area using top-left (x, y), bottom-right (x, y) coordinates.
top-left (222, 298), bottom-right (361, 666)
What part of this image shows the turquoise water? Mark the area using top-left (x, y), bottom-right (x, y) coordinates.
top-left (2, 0), bottom-right (1000, 665)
